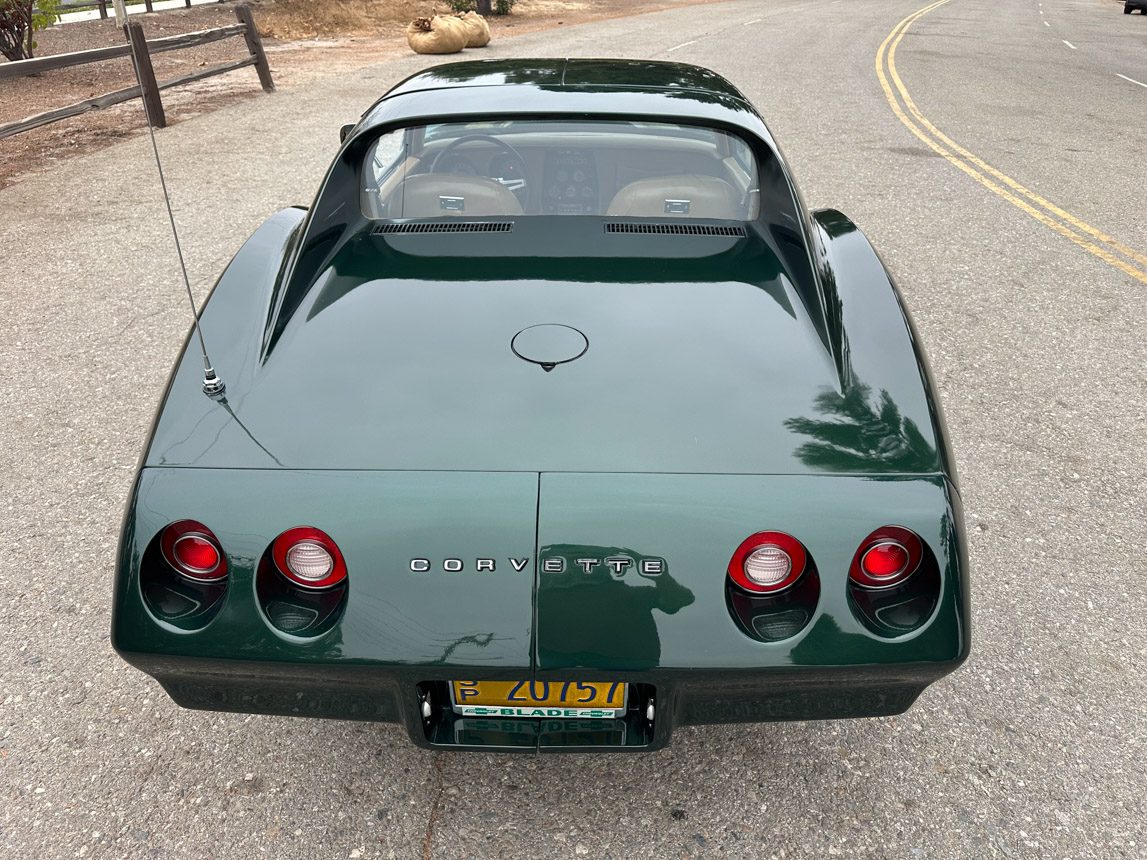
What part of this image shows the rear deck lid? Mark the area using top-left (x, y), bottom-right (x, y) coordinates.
top-left (146, 227), bottom-right (930, 475)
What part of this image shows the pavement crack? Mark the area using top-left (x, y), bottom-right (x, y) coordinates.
top-left (421, 753), bottom-right (446, 860)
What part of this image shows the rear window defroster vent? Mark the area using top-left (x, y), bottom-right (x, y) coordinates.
top-left (605, 222), bottom-right (747, 237)
top-left (373, 221), bottom-right (514, 235)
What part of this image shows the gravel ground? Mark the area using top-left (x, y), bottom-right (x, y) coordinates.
top-left (1, 0), bottom-right (1144, 858)
top-left (0, 0), bottom-right (718, 188)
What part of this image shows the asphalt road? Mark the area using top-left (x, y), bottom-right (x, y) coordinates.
top-left (2, 0), bottom-right (1144, 857)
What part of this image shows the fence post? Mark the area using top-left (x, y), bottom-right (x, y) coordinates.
top-left (125, 21), bottom-right (166, 129)
top-left (144, 0), bottom-right (153, 11)
top-left (235, 5), bottom-right (274, 93)
top-left (99, 1), bottom-right (108, 19)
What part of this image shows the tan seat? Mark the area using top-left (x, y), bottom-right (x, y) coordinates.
top-left (606, 174), bottom-right (743, 220)
top-left (389, 173), bottom-right (523, 218)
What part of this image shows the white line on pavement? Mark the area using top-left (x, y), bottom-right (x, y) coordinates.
top-left (666, 40), bottom-right (697, 52)
top-left (1044, 21), bottom-right (1050, 26)
top-left (1116, 73), bottom-right (1147, 88)
top-left (744, 18), bottom-right (762, 25)
top-left (1063, 40), bottom-right (1076, 50)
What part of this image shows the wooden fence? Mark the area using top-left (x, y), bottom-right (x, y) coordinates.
top-left (0, 3), bottom-right (272, 140)
top-left (45, 1), bottom-right (226, 20)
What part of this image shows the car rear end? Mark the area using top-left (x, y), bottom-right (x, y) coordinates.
top-left (114, 462), bottom-right (966, 752)
top-left (113, 71), bottom-right (969, 751)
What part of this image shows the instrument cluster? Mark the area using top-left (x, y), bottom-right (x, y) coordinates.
top-left (542, 150), bottom-right (599, 214)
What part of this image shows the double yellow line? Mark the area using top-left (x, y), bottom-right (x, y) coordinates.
top-left (876, 0), bottom-right (1147, 285)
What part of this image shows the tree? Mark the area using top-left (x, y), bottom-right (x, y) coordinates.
top-left (0, 0), bottom-right (60, 62)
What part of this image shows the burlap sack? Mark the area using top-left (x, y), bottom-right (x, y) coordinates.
top-left (438, 14), bottom-right (470, 46)
top-left (406, 16), bottom-right (467, 54)
top-left (455, 11), bottom-right (491, 48)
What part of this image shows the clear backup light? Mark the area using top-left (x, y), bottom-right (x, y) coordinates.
top-left (745, 545), bottom-right (792, 587)
top-left (272, 526), bottom-right (348, 590)
top-left (160, 520), bottom-right (228, 582)
top-left (286, 541), bottom-right (334, 580)
top-left (850, 526), bottom-right (923, 589)
top-left (728, 531), bottom-right (808, 595)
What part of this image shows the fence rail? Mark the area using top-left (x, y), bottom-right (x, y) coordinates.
top-left (41, 1), bottom-right (226, 20)
top-left (0, 4), bottom-right (272, 140)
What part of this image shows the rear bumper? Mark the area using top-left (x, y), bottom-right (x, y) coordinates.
top-left (125, 653), bottom-right (963, 752)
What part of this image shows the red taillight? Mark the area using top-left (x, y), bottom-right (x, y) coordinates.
top-left (728, 531), bottom-right (808, 595)
top-left (160, 520), bottom-right (227, 581)
top-left (850, 526), bottom-right (923, 589)
top-left (272, 526), bottom-right (347, 590)
top-left (862, 542), bottom-right (909, 577)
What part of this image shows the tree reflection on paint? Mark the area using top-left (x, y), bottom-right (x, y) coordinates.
top-left (784, 383), bottom-right (939, 473)
top-left (537, 546), bottom-right (695, 671)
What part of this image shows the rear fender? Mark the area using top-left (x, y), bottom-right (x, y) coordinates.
top-left (142, 208), bottom-right (306, 468)
top-left (811, 209), bottom-right (957, 483)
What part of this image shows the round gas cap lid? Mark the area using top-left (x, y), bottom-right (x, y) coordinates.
top-left (511, 324), bottom-right (589, 372)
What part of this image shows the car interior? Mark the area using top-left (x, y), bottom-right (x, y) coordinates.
top-left (361, 120), bottom-right (762, 221)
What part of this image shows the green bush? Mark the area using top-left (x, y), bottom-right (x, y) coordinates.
top-left (448, 0), bottom-right (514, 14)
top-left (0, 0), bottom-right (60, 61)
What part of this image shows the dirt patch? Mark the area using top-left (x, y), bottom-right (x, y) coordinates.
top-left (0, 0), bottom-right (718, 190)
top-left (255, 0), bottom-right (710, 40)
top-left (257, 0), bottom-right (429, 39)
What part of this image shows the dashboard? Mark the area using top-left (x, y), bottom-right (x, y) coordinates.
top-left (541, 150), bottom-right (599, 214)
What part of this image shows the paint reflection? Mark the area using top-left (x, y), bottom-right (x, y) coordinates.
top-left (536, 545), bottom-right (695, 670)
top-left (785, 382), bottom-right (939, 473)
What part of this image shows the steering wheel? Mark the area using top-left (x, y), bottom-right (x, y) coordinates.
top-left (429, 134), bottom-right (529, 204)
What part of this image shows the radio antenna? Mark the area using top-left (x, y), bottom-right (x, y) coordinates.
top-left (127, 33), bottom-right (224, 397)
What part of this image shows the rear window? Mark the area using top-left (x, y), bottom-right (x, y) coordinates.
top-left (361, 119), bottom-right (760, 221)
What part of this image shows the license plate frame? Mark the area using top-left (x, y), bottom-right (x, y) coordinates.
top-left (453, 717), bottom-right (629, 747)
top-left (449, 680), bottom-right (627, 719)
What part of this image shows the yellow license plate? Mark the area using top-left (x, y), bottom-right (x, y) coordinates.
top-left (451, 680), bottom-right (626, 719)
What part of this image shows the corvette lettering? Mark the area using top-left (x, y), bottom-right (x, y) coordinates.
top-left (409, 556), bottom-right (665, 576)
top-left (409, 558), bottom-right (530, 573)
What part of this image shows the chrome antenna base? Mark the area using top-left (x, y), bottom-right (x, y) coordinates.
top-left (203, 366), bottom-right (225, 397)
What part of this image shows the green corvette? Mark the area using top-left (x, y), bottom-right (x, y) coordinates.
top-left (113, 59), bottom-right (969, 752)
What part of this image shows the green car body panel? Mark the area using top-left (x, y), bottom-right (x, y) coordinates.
top-left (113, 59), bottom-right (969, 751)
